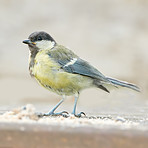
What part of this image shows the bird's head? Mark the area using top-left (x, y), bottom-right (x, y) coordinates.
top-left (23, 31), bottom-right (56, 52)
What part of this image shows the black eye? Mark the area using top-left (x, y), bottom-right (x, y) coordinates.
top-left (37, 36), bottom-right (42, 41)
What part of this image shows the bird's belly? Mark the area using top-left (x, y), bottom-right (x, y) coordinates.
top-left (33, 63), bottom-right (93, 96)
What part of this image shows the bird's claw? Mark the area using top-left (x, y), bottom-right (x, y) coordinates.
top-left (73, 112), bottom-right (86, 118)
top-left (37, 111), bottom-right (69, 118)
top-left (44, 111), bottom-right (69, 117)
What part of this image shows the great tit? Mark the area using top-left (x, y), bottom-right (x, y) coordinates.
top-left (23, 31), bottom-right (140, 117)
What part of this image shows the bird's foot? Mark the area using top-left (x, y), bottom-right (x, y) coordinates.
top-left (37, 111), bottom-right (69, 118)
top-left (72, 112), bottom-right (86, 118)
top-left (44, 111), bottom-right (69, 117)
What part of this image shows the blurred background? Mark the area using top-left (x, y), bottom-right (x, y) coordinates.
top-left (0, 0), bottom-right (148, 116)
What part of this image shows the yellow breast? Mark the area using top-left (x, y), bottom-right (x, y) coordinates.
top-left (32, 51), bottom-right (93, 95)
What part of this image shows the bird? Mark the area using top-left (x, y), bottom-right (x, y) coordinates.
top-left (23, 31), bottom-right (140, 117)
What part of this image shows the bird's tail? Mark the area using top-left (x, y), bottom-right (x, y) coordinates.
top-left (106, 77), bottom-right (140, 92)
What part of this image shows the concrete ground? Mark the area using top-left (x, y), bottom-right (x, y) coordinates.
top-left (0, 104), bottom-right (148, 148)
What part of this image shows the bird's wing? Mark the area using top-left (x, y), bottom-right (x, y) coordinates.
top-left (60, 58), bottom-right (108, 81)
top-left (49, 45), bottom-right (109, 82)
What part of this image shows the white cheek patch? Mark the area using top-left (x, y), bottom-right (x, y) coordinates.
top-left (36, 40), bottom-right (55, 50)
top-left (64, 58), bottom-right (77, 67)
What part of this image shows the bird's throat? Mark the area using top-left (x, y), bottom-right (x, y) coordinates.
top-left (29, 49), bottom-right (38, 77)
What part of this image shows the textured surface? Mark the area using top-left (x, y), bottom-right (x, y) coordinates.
top-left (0, 122), bottom-right (148, 148)
top-left (0, 105), bottom-right (148, 148)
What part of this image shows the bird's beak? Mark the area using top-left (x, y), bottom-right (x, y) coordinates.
top-left (23, 39), bottom-right (36, 45)
top-left (23, 39), bottom-right (32, 44)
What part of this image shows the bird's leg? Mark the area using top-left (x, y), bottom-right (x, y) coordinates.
top-left (72, 93), bottom-right (86, 117)
top-left (42, 95), bottom-right (68, 117)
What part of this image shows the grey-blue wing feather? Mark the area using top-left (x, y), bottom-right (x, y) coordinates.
top-left (59, 58), bottom-right (108, 82)
top-left (48, 46), bottom-right (109, 82)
